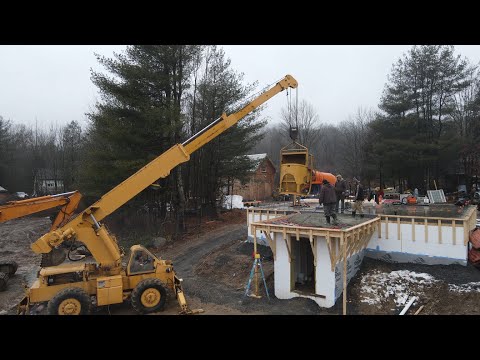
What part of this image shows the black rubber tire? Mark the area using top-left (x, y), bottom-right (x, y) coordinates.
top-left (47, 287), bottom-right (91, 315)
top-left (0, 272), bottom-right (9, 292)
top-left (0, 261), bottom-right (18, 276)
top-left (131, 278), bottom-right (167, 314)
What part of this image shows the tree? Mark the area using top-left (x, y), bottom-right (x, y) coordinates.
top-left (375, 45), bottom-right (474, 190)
top-left (82, 45), bottom-right (202, 238)
top-left (184, 46), bottom-right (265, 216)
top-left (59, 120), bottom-right (83, 190)
top-left (0, 116), bottom-right (12, 187)
top-left (337, 108), bottom-right (375, 183)
top-left (280, 100), bottom-right (322, 151)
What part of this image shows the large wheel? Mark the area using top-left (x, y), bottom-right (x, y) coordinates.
top-left (47, 287), bottom-right (91, 315)
top-left (0, 261), bottom-right (18, 276)
top-left (131, 278), bottom-right (167, 314)
top-left (0, 272), bottom-right (9, 292)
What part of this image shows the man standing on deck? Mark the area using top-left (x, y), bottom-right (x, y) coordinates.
top-left (319, 179), bottom-right (338, 225)
top-left (335, 174), bottom-right (347, 213)
top-left (352, 177), bottom-right (365, 218)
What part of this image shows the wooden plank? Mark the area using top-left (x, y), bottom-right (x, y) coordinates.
top-left (378, 220), bottom-right (381, 239)
top-left (438, 220), bottom-right (442, 244)
top-left (296, 228), bottom-right (300, 241)
top-left (266, 210), bottom-right (270, 221)
top-left (412, 218), bottom-right (415, 242)
top-left (464, 220), bottom-right (469, 246)
top-left (343, 233), bottom-right (347, 316)
top-left (263, 231), bottom-right (276, 260)
top-left (326, 236), bottom-right (335, 271)
top-left (452, 220), bottom-right (456, 245)
top-left (414, 305), bottom-right (425, 315)
top-left (380, 214), bottom-right (465, 222)
top-left (284, 236), bottom-right (292, 263)
top-left (259, 212), bottom-right (262, 222)
top-left (386, 217), bottom-right (389, 239)
top-left (425, 219), bottom-right (428, 243)
top-left (253, 226), bottom-right (257, 255)
top-left (331, 236), bottom-right (337, 267)
top-left (397, 217), bottom-right (401, 240)
top-left (309, 238), bottom-right (317, 266)
top-left (351, 232), bottom-right (357, 256)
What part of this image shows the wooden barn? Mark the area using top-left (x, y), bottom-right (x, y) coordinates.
top-left (232, 154), bottom-right (276, 201)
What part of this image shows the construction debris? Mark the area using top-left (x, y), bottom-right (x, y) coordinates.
top-left (399, 296), bottom-right (417, 315)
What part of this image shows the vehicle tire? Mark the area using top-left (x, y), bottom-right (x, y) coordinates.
top-left (47, 287), bottom-right (91, 315)
top-left (0, 272), bottom-right (9, 292)
top-left (0, 260), bottom-right (18, 276)
top-left (401, 197), bottom-right (407, 204)
top-left (131, 278), bottom-right (167, 314)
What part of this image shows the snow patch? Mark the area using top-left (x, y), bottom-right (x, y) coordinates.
top-left (360, 270), bottom-right (437, 307)
top-left (449, 282), bottom-right (480, 293)
top-left (222, 195), bottom-right (244, 209)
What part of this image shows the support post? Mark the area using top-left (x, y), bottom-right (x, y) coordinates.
top-left (342, 233), bottom-right (347, 316)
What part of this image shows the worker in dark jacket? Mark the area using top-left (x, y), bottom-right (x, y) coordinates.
top-left (334, 174), bottom-right (347, 213)
top-left (352, 177), bottom-right (365, 218)
top-left (318, 179), bottom-right (337, 225)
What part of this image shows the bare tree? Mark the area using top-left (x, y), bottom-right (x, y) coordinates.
top-left (337, 107), bottom-right (376, 181)
top-left (280, 100), bottom-right (323, 150)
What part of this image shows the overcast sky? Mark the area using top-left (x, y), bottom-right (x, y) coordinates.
top-left (1, 45), bottom-right (480, 130)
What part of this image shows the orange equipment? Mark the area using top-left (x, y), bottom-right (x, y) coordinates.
top-left (0, 191), bottom-right (82, 230)
top-left (311, 171), bottom-right (337, 186)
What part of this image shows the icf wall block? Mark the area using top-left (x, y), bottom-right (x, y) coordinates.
top-left (273, 232), bottom-right (293, 300)
top-left (314, 237), bottom-right (336, 307)
top-left (334, 250), bottom-right (365, 301)
top-left (273, 232), bottom-right (362, 308)
top-left (366, 221), bottom-right (468, 264)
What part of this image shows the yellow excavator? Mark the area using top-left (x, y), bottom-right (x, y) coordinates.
top-left (18, 74), bottom-right (298, 315)
top-left (0, 191), bottom-right (82, 291)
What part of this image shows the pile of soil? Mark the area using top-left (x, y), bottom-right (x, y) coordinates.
top-left (195, 240), bottom-right (274, 290)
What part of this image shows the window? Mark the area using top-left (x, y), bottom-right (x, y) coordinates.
top-left (129, 249), bottom-right (155, 274)
top-left (261, 167), bottom-right (267, 173)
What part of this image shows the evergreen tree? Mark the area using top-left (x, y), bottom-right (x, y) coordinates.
top-left (82, 45), bottom-right (202, 237)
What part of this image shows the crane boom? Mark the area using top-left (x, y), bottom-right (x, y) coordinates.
top-left (0, 191), bottom-right (81, 230)
top-left (31, 75), bottom-right (298, 273)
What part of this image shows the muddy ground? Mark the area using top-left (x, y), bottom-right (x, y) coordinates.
top-left (2, 210), bottom-right (480, 315)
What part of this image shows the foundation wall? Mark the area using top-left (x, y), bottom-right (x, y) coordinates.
top-left (273, 232), bottom-right (364, 308)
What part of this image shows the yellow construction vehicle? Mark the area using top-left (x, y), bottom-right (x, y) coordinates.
top-left (18, 74), bottom-right (298, 315)
top-left (0, 191), bottom-right (82, 291)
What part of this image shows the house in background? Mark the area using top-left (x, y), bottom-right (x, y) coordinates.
top-left (232, 154), bottom-right (276, 201)
top-left (35, 169), bottom-right (64, 195)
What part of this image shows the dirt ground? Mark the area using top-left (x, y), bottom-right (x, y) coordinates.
top-left (0, 216), bottom-right (49, 314)
top-left (2, 209), bottom-right (480, 315)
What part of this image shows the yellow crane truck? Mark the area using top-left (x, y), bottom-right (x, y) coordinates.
top-left (18, 74), bottom-right (298, 315)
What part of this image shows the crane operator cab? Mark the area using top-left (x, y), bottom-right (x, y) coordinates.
top-left (127, 247), bottom-right (156, 274)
